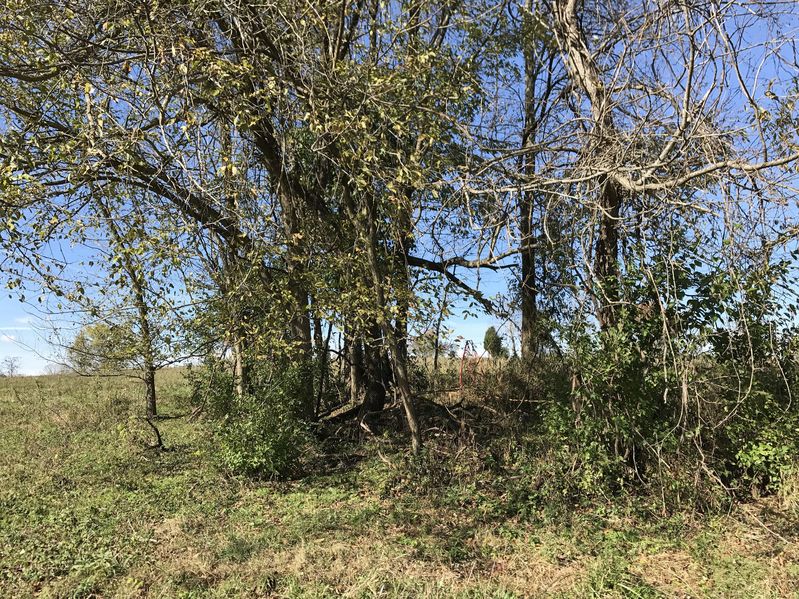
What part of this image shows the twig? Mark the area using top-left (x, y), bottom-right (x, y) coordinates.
top-left (739, 505), bottom-right (790, 545)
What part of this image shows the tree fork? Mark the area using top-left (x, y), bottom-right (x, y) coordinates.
top-left (553, 0), bottom-right (622, 330)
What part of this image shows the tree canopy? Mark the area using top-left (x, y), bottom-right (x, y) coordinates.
top-left (1, 0), bottom-right (799, 487)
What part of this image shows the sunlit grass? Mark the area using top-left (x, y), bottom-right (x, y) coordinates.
top-left (0, 371), bottom-right (797, 597)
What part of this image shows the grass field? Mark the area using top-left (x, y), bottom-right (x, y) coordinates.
top-left (1, 370), bottom-right (798, 598)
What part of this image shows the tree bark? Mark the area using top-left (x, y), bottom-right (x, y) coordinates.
top-left (348, 330), bottom-right (366, 406)
top-left (594, 177), bottom-right (621, 328)
top-left (432, 285), bottom-right (449, 372)
top-left (137, 291), bottom-right (158, 419)
top-left (315, 320), bottom-right (333, 417)
top-left (278, 185), bottom-right (315, 417)
top-left (143, 357), bottom-right (157, 419)
top-left (360, 325), bottom-right (388, 417)
top-left (220, 123), bottom-right (251, 398)
top-left (520, 0), bottom-right (537, 359)
top-left (347, 325), bottom-right (389, 419)
top-left (519, 195), bottom-right (538, 357)
top-left (232, 334), bottom-right (248, 398)
top-left (553, 0), bottom-right (622, 329)
top-left (363, 214), bottom-right (421, 453)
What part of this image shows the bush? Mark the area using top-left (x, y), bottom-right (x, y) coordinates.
top-left (218, 391), bottom-right (310, 478)
top-left (725, 376), bottom-right (799, 496)
top-left (188, 360), bottom-right (312, 478)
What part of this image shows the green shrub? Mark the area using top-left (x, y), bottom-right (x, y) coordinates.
top-left (726, 381), bottom-right (799, 496)
top-left (188, 360), bottom-right (312, 478)
top-left (218, 391), bottom-right (310, 478)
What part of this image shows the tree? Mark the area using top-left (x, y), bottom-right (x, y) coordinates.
top-left (92, 196), bottom-right (165, 419)
top-left (0, 356), bottom-right (20, 377)
top-left (66, 324), bottom-right (132, 375)
top-left (483, 327), bottom-right (508, 359)
top-left (0, 0), bottom-right (495, 452)
top-left (516, 0), bottom-right (567, 360)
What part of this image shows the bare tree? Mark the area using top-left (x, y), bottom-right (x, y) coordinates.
top-left (0, 356), bottom-right (20, 377)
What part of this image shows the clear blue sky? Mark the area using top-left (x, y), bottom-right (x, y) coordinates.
top-left (0, 298), bottom-right (54, 375)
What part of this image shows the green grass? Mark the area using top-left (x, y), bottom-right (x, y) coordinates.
top-left (1, 371), bottom-right (798, 598)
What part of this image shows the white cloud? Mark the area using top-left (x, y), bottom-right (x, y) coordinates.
top-left (0, 334), bottom-right (17, 343)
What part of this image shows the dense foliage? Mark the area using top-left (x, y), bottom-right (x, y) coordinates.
top-left (1, 0), bottom-right (798, 501)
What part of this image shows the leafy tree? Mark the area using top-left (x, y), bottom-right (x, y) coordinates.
top-left (483, 327), bottom-right (508, 359)
top-left (66, 324), bottom-right (135, 375)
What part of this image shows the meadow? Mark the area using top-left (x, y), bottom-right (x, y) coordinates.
top-left (1, 370), bottom-right (798, 598)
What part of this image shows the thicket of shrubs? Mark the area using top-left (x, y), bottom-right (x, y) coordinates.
top-left (185, 312), bottom-right (798, 512)
top-left (188, 359), bottom-right (313, 478)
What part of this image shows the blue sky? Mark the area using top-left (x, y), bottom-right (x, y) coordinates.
top-left (0, 269), bottom-right (512, 375)
top-left (0, 298), bottom-right (55, 374)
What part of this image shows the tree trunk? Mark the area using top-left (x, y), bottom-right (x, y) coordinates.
top-left (432, 286), bottom-right (448, 372)
top-left (315, 321), bottom-right (333, 417)
top-left (520, 191), bottom-right (538, 358)
top-left (144, 357), bottom-right (157, 419)
top-left (348, 331), bottom-right (366, 406)
top-left (311, 310), bottom-right (324, 415)
top-left (313, 314), bottom-right (324, 357)
top-left (595, 177), bottom-right (621, 328)
top-left (277, 182), bottom-right (315, 417)
top-left (294, 287), bottom-right (315, 419)
top-left (360, 325), bottom-right (388, 417)
top-left (553, 0), bottom-right (622, 329)
top-left (363, 215), bottom-right (421, 453)
top-left (220, 124), bottom-right (251, 398)
top-left (347, 325), bottom-right (389, 419)
top-left (232, 334), bottom-right (248, 398)
top-left (519, 0), bottom-right (540, 359)
top-left (136, 289), bottom-right (158, 418)
top-left (289, 284), bottom-right (313, 359)
top-left (383, 324), bottom-right (421, 454)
